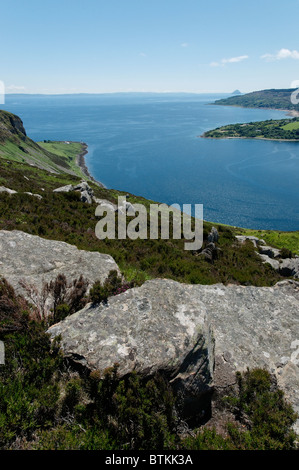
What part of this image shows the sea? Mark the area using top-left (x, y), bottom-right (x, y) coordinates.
top-left (1, 92), bottom-right (299, 231)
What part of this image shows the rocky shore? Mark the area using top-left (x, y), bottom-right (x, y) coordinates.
top-left (76, 142), bottom-right (105, 188)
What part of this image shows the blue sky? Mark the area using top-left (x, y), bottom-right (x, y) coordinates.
top-left (1, 0), bottom-right (299, 94)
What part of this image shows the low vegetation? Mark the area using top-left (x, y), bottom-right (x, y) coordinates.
top-left (183, 368), bottom-right (298, 450)
top-left (202, 117), bottom-right (299, 141)
top-left (0, 156), bottom-right (286, 287)
top-left (0, 277), bottom-right (297, 450)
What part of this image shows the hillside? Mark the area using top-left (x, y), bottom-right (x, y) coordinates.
top-left (1, 111), bottom-right (298, 284)
top-left (0, 111), bottom-right (299, 451)
top-left (0, 110), bottom-right (89, 179)
top-left (213, 88), bottom-right (299, 113)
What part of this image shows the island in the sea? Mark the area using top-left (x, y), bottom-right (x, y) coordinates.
top-left (202, 87), bottom-right (299, 141)
top-left (202, 116), bottom-right (299, 141)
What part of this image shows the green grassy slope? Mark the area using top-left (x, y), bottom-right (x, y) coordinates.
top-left (0, 110), bottom-right (88, 179)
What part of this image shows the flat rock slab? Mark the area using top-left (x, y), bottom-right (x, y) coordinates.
top-left (0, 230), bottom-right (120, 304)
top-left (48, 278), bottom-right (299, 428)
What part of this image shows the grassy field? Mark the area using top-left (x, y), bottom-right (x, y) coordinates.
top-left (282, 120), bottom-right (299, 131)
top-left (38, 141), bottom-right (89, 179)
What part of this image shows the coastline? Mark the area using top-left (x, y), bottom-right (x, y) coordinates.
top-left (286, 109), bottom-right (299, 117)
top-left (76, 142), bottom-right (106, 188)
top-left (210, 102), bottom-right (299, 117)
top-left (201, 134), bottom-right (299, 142)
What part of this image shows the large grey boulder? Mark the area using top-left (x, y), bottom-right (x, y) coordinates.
top-left (48, 278), bottom-right (299, 429)
top-left (0, 230), bottom-right (120, 315)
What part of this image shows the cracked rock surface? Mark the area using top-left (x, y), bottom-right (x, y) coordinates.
top-left (0, 230), bottom-right (120, 302)
top-left (48, 278), bottom-right (299, 429)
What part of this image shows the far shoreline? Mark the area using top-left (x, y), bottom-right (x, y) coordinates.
top-left (209, 102), bottom-right (299, 118)
top-left (200, 134), bottom-right (299, 142)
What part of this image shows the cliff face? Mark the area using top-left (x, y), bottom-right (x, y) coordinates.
top-left (8, 115), bottom-right (27, 137)
top-left (0, 110), bottom-right (26, 143)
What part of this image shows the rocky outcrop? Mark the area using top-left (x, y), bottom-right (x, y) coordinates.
top-left (235, 235), bottom-right (266, 248)
top-left (48, 278), bottom-right (299, 429)
top-left (52, 183), bottom-right (136, 214)
top-left (73, 181), bottom-right (94, 204)
top-left (207, 226), bottom-right (219, 243)
top-left (236, 235), bottom-right (299, 280)
top-left (259, 245), bottom-right (281, 259)
top-left (0, 111), bottom-right (26, 139)
top-left (0, 230), bottom-right (120, 314)
top-left (53, 181), bottom-right (94, 204)
top-left (197, 227), bottom-right (220, 261)
top-left (8, 114), bottom-right (27, 137)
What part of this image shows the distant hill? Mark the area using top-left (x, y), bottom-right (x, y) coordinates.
top-left (213, 88), bottom-right (299, 112)
top-left (232, 90), bottom-right (241, 95)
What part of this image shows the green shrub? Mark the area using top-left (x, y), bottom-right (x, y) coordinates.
top-left (89, 270), bottom-right (134, 304)
top-left (280, 247), bottom-right (293, 259)
top-left (84, 366), bottom-right (178, 450)
top-left (225, 368), bottom-right (298, 450)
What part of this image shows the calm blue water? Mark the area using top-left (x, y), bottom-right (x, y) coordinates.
top-left (1, 93), bottom-right (299, 231)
